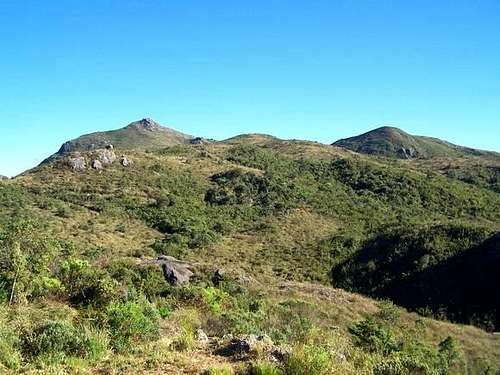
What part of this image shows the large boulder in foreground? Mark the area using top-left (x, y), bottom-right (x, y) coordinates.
top-left (151, 255), bottom-right (194, 287)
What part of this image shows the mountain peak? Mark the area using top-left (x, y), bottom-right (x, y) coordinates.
top-left (44, 119), bottom-right (194, 162)
top-left (333, 126), bottom-right (492, 159)
top-left (128, 118), bottom-right (164, 132)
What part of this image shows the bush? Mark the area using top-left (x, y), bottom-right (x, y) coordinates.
top-left (284, 345), bottom-right (333, 375)
top-left (171, 309), bottom-right (200, 352)
top-left (373, 354), bottom-right (431, 375)
top-left (77, 325), bottom-right (109, 362)
top-left (201, 287), bottom-right (228, 314)
top-left (438, 336), bottom-right (465, 373)
top-left (203, 365), bottom-right (233, 375)
top-left (106, 298), bottom-right (160, 351)
top-left (26, 320), bottom-right (78, 357)
top-left (349, 316), bottom-right (400, 355)
top-left (249, 361), bottom-right (284, 375)
top-left (0, 320), bottom-right (21, 369)
top-left (154, 297), bottom-right (173, 319)
top-left (59, 258), bottom-right (118, 306)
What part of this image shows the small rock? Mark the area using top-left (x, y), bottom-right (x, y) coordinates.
top-left (106, 144), bottom-right (114, 150)
top-left (91, 159), bottom-right (103, 170)
top-left (69, 156), bottom-right (86, 171)
top-left (121, 156), bottom-right (131, 167)
top-left (196, 329), bottom-right (209, 345)
top-left (335, 351), bottom-right (347, 363)
top-left (212, 269), bottom-right (225, 286)
top-left (216, 334), bottom-right (274, 357)
top-left (271, 345), bottom-right (292, 362)
top-left (189, 137), bottom-right (206, 145)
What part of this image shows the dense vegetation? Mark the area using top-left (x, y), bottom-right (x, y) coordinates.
top-left (0, 127), bottom-right (498, 373)
top-left (331, 224), bottom-right (500, 330)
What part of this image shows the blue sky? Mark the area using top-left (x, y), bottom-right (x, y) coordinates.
top-left (1, 0), bottom-right (499, 176)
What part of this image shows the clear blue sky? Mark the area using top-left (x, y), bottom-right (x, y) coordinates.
top-left (1, 0), bottom-right (499, 176)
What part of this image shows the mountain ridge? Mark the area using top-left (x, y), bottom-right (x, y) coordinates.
top-left (40, 120), bottom-right (499, 166)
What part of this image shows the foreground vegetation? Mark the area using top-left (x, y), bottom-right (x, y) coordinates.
top-left (0, 131), bottom-right (499, 373)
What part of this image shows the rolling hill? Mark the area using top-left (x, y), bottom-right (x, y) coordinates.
top-left (332, 126), bottom-right (498, 159)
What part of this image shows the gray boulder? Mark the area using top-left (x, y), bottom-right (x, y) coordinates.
top-left (216, 334), bottom-right (275, 357)
top-left (91, 159), bottom-right (103, 170)
top-left (152, 255), bottom-right (193, 287)
top-left (121, 156), bottom-right (131, 167)
top-left (95, 148), bottom-right (117, 164)
top-left (212, 269), bottom-right (225, 286)
top-left (69, 156), bottom-right (86, 171)
top-left (195, 329), bottom-right (209, 346)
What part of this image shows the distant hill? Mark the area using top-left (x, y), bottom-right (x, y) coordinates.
top-left (46, 118), bottom-right (194, 160)
top-left (223, 133), bottom-right (279, 145)
top-left (333, 126), bottom-right (496, 159)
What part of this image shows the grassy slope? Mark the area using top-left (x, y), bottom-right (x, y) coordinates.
top-left (45, 119), bottom-right (193, 162)
top-left (333, 126), bottom-right (499, 160)
top-left (1, 137), bottom-right (499, 373)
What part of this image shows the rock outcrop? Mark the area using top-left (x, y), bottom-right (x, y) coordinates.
top-left (65, 144), bottom-right (126, 172)
top-left (91, 160), bottom-right (103, 170)
top-left (68, 156), bottom-right (86, 171)
top-left (215, 334), bottom-right (290, 361)
top-left (150, 256), bottom-right (194, 287)
top-left (121, 156), bottom-right (131, 167)
top-left (95, 147), bottom-right (116, 164)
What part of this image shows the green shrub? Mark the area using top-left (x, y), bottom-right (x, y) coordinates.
top-left (438, 336), bottom-right (465, 373)
top-left (203, 365), bottom-right (234, 375)
top-left (25, 320), bottom-right (78, 358)
top-left (250, 361), bottom-right (284, 375)
top-left (0, 320), bottom-right (21, 369)
top-left (349, 316), bottom-right (400, 355)
top-left (154, 298), bottom-right (173, 319)
top-left (201, 287), bottom-right (228, 314)
top-left (373, 354), bottom-right (432, 375)
top-left (171, 309), bottom-right (200, 351)
top-left (76, 325), bottom-right (109, 362)
top-left (375, 300), bottom-right (401, 325)
top-left (59, 258), bottom-right (118, 306)
top-left (106, 298), bottom-right (160, 351)
top-left (284, 345), bottom-right (333, 375)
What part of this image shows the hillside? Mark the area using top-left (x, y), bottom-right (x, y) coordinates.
top-left (333, 126), bottom-right (498, 159)
top-left (44, 118), bottom-right (194, 162)
top-left (0, 123), bottom-right (499, 373)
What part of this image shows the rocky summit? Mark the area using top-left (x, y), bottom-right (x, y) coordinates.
top-left (43, 118), bottom-right (194, 163)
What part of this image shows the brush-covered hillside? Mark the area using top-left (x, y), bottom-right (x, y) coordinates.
top-left (0, 119), bottom-right (499, 374)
